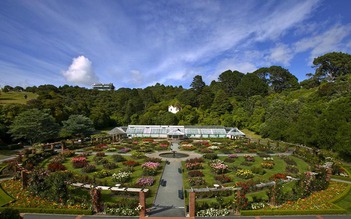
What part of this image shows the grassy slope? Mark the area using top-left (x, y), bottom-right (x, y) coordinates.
top-left (0, 184), bottom-right (14, 207)
top-left (0, 91), bottom-right (37, 104)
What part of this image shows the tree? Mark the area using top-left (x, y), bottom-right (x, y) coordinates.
top-left (8, 109), bottom-right (59, 144)
top-left (253, 66), bottom-right (298, 93)
top-left (218, 70), bottom-right (244, 96)
top-left (235, 73), bottom-right (268, 97)
top-left (190, 75), bottom-right (206, 93)
top-left (312, 52), bottom-right (351, 82)
top-left (60, 115), bottom-right (95, 139)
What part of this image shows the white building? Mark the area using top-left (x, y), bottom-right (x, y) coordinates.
top-left (168, 105), bottom-right (181, 114)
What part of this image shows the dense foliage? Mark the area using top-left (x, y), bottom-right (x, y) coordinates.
top-left (1, 52), bottom-right (350, 159)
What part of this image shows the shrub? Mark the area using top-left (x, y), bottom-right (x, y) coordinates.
top-left (123, 160), bottom-right (139, 167)
top-left (210, 159), bottom-right (228, 174)
top-left (200, 148), bottom-right (213, 153)
top-left (286, 165), bottom-right (299, 174)
top-left (189, 177), bottom-right (206, 186)
top-left (188, 170), bottom-right (204, 177)
top-left (215, 174), bottom-right (232, 183)
top-left (144, 157), bottom-right (162, 163)
top-left (131, 152), bottom-right (145, 159)
top-left (185, 162), bottom-right (203, 170)
top-left (261, 162), bottom-right (274, 169)
top-left (186, 157), bottom-right (204, 163)
top-left (82, 164), bottom-right (97, 173)
top-left (0, 208), bottom-right (22, 219)
top-left (251, 166), bottom-right (266, 175)
top-left (281, 156), bottom-right (297, 166)
top-left (240, 161), bottom-right (253, 166)
top-left (196, 208), bottom-right (229, 216)
top-left (103, 162), bottom-right (117, 170)
top-left (118, 148), bottom-right (131, 153)
top-left (112, 171), bottom-right (132, 183)
top-left (47, 162), bottom-right (66, 172)
top-left (62, 150), bottom-right (75, 157)
top-left (203, 153), bottom-right (218, 160)
top-left (72, 156), bottom-right (88, 168)
top-left (93, 157), bottom-right (109, 165)
top-left (136, 177), bottom-right (155, 187)
top-left (236, 169), bottom-right (254, 179)
top-left (141, 162), bottom-right (160, 175)
top-left (94, 170), bottom-right (111, 179)
top-left (96, 152), bottom-right (105, 157)
top-left (270, 173), bottom-right (287, 180)
top-left (244, 155), bottom-right (255, 162)
top-left (112, 154), bottom-right (126, 162)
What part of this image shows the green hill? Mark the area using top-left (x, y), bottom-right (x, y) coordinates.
top-left (0, 91), bottom-right (38, 105)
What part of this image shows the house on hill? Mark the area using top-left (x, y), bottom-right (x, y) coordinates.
top-left (168, 105), bottom-right (181, 114)
top-left (92, 83), bottom-right (115, 91)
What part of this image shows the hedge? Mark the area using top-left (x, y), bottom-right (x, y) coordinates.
top-left (0, 207), bottom-right (93, 215)
top-left (240, 208), bottom-right (347, 216)
top-left (330, 184), bottom-right (351, 203)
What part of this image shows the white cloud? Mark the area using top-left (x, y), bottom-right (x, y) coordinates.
top-left (294, 24), bottom-right (351, 62)
top-left (62, 56), bottom-right (99, 86)
top-left (269, 43), bottom-right (293, 66)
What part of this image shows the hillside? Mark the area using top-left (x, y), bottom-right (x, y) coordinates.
top-left (0, 91), bottom-right (38, 105)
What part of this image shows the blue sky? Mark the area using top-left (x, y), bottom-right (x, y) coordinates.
top-left (1, 0), bottom-right (351, 89)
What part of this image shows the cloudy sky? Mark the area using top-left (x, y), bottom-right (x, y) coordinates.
top-left (1, 0), bottom-right (351, 88)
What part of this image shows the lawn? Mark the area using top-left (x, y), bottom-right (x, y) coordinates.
top-left (0, 184), bottom-right (14, 207)
top-left (0, 91), bottom-right (37, 104)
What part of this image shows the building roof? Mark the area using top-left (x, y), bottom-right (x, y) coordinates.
top-left (108, 127), bottom-right (126, 135)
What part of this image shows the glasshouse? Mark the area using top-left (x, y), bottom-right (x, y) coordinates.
top-left (119, 125), bottom-right (246, 139)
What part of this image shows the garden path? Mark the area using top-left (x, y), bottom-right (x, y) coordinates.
top-left (149, 141), bottom-right (186, 217)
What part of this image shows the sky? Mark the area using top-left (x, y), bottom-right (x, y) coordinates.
top-left (1, 0), bottom-right (351, 89)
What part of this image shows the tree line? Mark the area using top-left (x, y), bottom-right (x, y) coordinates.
top-left (1, 52), bottom-right (351, 159)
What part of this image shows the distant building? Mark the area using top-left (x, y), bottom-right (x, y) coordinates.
top-left (92, 83), bottom-right (115, 91)
top-left (168, 105), bottom-right (181, 114)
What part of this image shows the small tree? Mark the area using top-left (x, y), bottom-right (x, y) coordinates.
top-left (60, 115), bottom-right (95, 142)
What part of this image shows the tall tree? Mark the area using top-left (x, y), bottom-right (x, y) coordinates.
top-left (218, 70), bottom-right (244, 96)
top-left (312, 52), bottom-right (351, 82)
top-left (60, 115), bottom-right (95, 139)
top-left (190, 75), bottom-right (206, 93)
top-left (8, 109), bottom-right (59, 144)
top-left (235, 73), bottom-right (268, 97)
top-left (253, 66), bottom-right (298, 93)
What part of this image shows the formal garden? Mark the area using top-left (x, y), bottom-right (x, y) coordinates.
top-left (1, 137), bottom-right (351, 217)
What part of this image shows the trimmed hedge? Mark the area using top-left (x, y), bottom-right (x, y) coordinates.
top-left (331, 184), bottom-right (351, 203)
top-left (0, 207), bottom-right (93, 215)
top-left (240, 207), bottom-right (347, 216)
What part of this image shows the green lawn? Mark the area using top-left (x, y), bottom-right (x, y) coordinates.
top-left (0, 91), bottom-right (37, 104)
top-left (0, 184), bottom-right (14, 207)
top-left (334, 184), bottom-right (351, 213)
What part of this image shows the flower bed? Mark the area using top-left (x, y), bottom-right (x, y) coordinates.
top-left (278, 181), bottom-right (347, 211)
top-left (112, 171), bottom-right (132, 183)
top-left (236, 169), bottom-right (254, 179)
top-left (188, 170), bottom-right (204, 177)
top-left (215, 174), bottom-right (232, 183)
top-left (141, 162), bottom-right (160, 175)
top-left (210, 159), bottom-right (228, 174)
top-left (0, 179), bottom-right (87, 209)
top-left (185, 162), bottom-right (203, 170)
top-left (136, 177), bottom-right (155, 187)
top-left (72, 156), bottom-right (88, 168)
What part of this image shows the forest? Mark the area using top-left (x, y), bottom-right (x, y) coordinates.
top-left (1, 52), bottom-right (351, 159)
